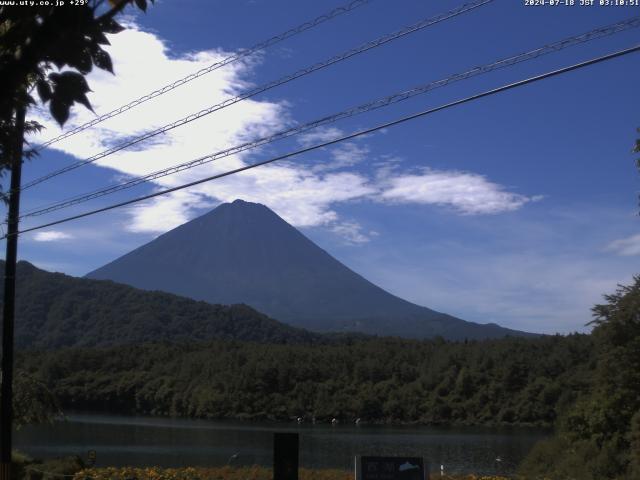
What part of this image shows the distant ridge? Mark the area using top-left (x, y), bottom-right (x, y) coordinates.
top-left (87, 199), bottom-right (535, 340)
top-left (1, 260), bottom-right (320, 349)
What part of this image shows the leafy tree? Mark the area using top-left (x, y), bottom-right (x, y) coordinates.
top-left (520, 130), bottom-right (640, 479)
top-left (11, 370), bottom-right (61, 428)
top-left (520, 277), bottom-right (640, 479)
top-left (0, 369), bottom-right (61, 431)
top-left (629, 410), bottom-right (640, 478)
top-left (0, 0), bottom-right (154, 187)
top-left (0, 0), bottom-right (156, 459)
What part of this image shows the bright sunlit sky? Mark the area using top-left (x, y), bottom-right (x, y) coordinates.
top-left (2, 0), bottom-right (640, 334)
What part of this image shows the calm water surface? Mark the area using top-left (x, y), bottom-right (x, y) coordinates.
top-left (15, 413), bottom-right (549, 476)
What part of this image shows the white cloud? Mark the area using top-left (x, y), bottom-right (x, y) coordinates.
top-left (27, 24), bottom-right (376, 233)
top-left (606, 233), bottom-right (640, 256)
top-left (297, 127), bottom-right (344, 147)
top-left (124, 170), bottom-right (377, 233)
top-left (373, 155), bottom-right (404, 180)
top-left (297, 126), bottom-right (369, 172)
top-left (330, 221), bottom-right (372, 244)
top-left (33, 231), bottom-right (74, 242)
top-left (26, 23), bottom-right (538, 237)
top-left (126, 190), bottom-right (214, 233)
top-left (330, 142), bottom-right (369, 167)
top-left (307, 142), bottom-right (370, 173)
top-left (378, 168), bottom-right (540, 215)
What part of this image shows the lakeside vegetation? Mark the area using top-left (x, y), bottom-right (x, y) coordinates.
top-left (11, 453), bottom-right (510, 480)
top-left (12, 276), bottom-right (640, 479)
top-left (18, 333), bottom-right (592, 427)
top-left (518, 277), bottom-right (640, 480)
top-left (70, 466), bottom-right (509, 480)
top-left (12, 455), bottom-right (509, 480)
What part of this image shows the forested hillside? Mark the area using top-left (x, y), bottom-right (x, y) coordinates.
top-left (520, 276), bottom-right (640, 480)
top-left (18, 334), bottom-right (593, 426)
top-left (2, 260), bottom-right (321, 348)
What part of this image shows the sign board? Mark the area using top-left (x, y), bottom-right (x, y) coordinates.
top-left (87, 450), bottom-right (97, 466)
top-left (355, 456), bottom-right (429, 480)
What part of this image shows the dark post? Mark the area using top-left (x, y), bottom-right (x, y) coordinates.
top-left (0, 102), bottom-right (26, 480)
top-left (273, 432), bottom-right (299, 480)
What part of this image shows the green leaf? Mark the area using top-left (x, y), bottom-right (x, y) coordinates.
top-left (50, 98), bottom-right (70, 125)
top-left (76, 92), bottom-right (94, 113)
top-left (93, 30), bottom-right (111, 46)
top-left (70, 50), bottom-right (93, 75)
top-left (36, 79), bottom-right (52, 103)
top-left (51, 58), bottom-right (65, 70)
top-left (48, 71), bottom-right (93, 125)
top-left (91, 47), bottom-right (113, 73)
top-left (101, 18), bottom-right (124, 34)
top-left (49, 71), bottom-right (91, 96)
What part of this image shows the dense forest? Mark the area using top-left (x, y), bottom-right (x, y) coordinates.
top-left (18, 333), bottom-right (593, 427)
top-left (2, 260), bottom-right (323, 348)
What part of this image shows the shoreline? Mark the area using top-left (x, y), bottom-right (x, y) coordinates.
top-left (16, 413), bottom-right (544, 477)
top-left (55, 409), bottom-right (556, 431)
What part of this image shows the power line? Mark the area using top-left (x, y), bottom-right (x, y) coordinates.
top-left (34, 0), bottom-right (374, 150)
top-left (19, 17), bottom-right (640, 220)
top-left (24, 0), bottom-right (492, 189)
top-left (8, 44), bottom-right (639, 240)
top-left (22, 0), bottom-right (494, 191)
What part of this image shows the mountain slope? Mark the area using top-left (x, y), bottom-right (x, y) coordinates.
top-left (87, 200), bottom-right (534, 340)
top-left (1, 260), bottom-right (320, 349)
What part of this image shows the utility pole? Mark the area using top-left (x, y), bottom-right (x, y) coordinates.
top-left (0, 102), bottom-right (26, 480)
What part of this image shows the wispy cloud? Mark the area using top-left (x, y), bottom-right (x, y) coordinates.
top-left (33, 231), bottom-right (74, 242)
top-left (377, 168), bottom-right (541, 215)
top-left (297, 127), bottom-right (344, 147)
top-left (330, 142), bottom-right (369, 168)
top-left (27, 24), bottom-right (376, 234)
top-left (355, 228), bottom-right (633, 334)
top-left (310, 142), bottom-right (370, 173)
top-left (606, 233), bottom-right (640, 256)
top-left (330, 221), bottom-right (377, 244)
top-left (27, 23), bottom-right (539, 237)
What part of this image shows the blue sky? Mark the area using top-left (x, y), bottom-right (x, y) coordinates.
top-left (3, 0), bottom-right (640, 334)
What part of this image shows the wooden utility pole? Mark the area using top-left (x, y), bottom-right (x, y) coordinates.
top-left (0, 102), bottom-right (26, 480)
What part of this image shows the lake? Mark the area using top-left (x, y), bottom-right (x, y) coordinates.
top-left (15, 413), bottom-right (549, 476)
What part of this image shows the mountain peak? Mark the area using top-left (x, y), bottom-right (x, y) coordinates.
top-left (86, 202), bottom-right (534, 340)
top-left (163, 200), bottom-right (289, 241)
top-left (228, 198), bottom-right (261, 208)
top-left (203, 199), bottom-right (282, 221)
